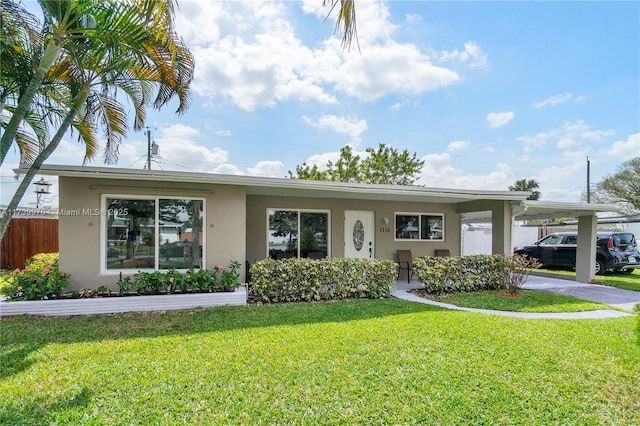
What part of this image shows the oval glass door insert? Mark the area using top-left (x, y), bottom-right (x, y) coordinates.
top-left (353, 220), bottom-right (364, 251)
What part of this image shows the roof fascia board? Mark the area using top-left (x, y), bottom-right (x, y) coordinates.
top-left (20, 164), bottom-right (531, 203)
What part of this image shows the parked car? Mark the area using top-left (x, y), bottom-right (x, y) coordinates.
top-left (514, 231), bottom-right (640, 275)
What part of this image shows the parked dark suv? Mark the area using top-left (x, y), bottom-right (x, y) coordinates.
top-left (514, 231), bottom-right (640, 275)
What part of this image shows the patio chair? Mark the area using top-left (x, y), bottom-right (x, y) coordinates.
top-left (435, 249), bottom-right (450, 257)
top-left (396, 249), bottom-right (413, 283)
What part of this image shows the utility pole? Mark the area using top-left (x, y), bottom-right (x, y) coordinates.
top-left (146, 128), bottom-right (152, 170)
top-left (586, 156), bottom-right (591, 203)
top-left (144, 128), bottom-right (159, 170)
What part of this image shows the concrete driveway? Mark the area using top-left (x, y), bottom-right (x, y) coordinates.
top-left (523, 275), bottom-right (640, 312)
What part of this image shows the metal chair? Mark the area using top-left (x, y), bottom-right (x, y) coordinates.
top-left (397, 250), bottom-right (413, 283)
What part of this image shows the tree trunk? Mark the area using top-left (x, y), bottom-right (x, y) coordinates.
top-left (0, 39), bottom-right (63, 165)
top-left (0, 86), bottom-right (88, 241)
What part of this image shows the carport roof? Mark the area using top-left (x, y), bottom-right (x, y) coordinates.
top-left (24, 165), bottom-right (619, 217)
top-left (461, 200), bottom-right (619, 223)
top-left (512, 200), bottom-right (620, 221)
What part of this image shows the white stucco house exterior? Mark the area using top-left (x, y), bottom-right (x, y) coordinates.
top-left (23, 164), bottom-right (617, 290)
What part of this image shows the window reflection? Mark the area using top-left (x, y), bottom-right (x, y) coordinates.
top-left (106, 198), bottom-right (155, 269)
top-left (395, 213), bottom-right (444, 241)
top-left (159, 199), bottom-right (203, 269)
top-left (105, 197), bottom-right (204, 271)
top-left (268, 210), bottom-right (329, 259)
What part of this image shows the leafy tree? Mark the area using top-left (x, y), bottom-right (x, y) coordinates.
top-left (0, 0), bottom-right (194, 241)
top-left (269, 210), bottom-right (298, 254)
top-left (288, 143), bottom-right (424, 185)
top-left (589, 157), bottom-right (640, 214)
top-left (361, 144), bottom-right (424, 185)
top-left (300, 227), bottom-right (320, 253)
top-left (509, 179), bottom-right (541, 200)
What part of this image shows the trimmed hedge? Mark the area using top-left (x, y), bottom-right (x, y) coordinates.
top-left (413, 255), bottom-right (510, 294)
top-left (250, 258), bottom-right (397, 303)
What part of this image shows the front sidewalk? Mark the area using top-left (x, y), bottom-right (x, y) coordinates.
top-left (391, 278), bottom-right (635, 319)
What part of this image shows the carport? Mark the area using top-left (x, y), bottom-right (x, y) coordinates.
top-left (459, 200), bottom-right (619, 283)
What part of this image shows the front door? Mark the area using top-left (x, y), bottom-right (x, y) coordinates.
top-left (344, 210), bottom-right (375, 259)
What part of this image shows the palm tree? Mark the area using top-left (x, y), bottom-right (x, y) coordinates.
top-left (0, 0), bottom-right (184, 165)
top-left (509, 179), bottom-right (541, 201)
top-left (0, 0), bottom-right (194, 240)
top-left (324, 0), bottom-right (358, 50)
top-left (0, 0), bottom-right (49, 162)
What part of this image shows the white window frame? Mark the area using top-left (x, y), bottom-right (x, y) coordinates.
top-left (266, 208), bottom-right (331, 258)
top-left (394, 212), bottom-right (445, 242)
top-left (100, 194), bottom-right (206, 274)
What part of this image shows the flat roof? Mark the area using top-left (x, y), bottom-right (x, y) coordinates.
top-left (21, 165), bottom-right (620, 218)
top-left (22, 164), bottom-right (532, 204)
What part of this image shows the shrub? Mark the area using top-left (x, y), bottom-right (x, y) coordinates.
top-left (188, 268), bottom-right (218, 292)
top-left (132, 271), bottom-right (166, 295)
top-left (249, 258), bottom-right (396, 303)
top-left (2, 253), bottom-right (70, 301)
top-left (503, 254), bottom-right (541, 294)
top-left (116, 262), bottom-right (241, 294)
top-left (414, 254), bottom-right (517, 294)
top-left (218, 260), bottom-right (242, 291)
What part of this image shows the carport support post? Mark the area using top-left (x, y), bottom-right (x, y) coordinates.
top-left (575, 214), bottom-right (597, 283)
top-left (491, 201), bottom-right (512, 256)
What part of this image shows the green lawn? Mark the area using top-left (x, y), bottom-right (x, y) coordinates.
top-left (2, 300), bottom-right (639, 424)
top-left (412, 289), bottom-right (609, 312)
top-left (535, 268), bottom-right (640, 292)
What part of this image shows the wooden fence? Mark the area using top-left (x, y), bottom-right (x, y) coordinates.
top-left (0, 218), bottom-right (59, 270)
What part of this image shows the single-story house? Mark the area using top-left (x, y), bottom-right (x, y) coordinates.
top-left (23, 164), bottom-right (617, 290)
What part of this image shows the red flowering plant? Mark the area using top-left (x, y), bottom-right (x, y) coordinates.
top-left (3, 253), bottom-right (70, 301)
top-left (164, 268), bottom-right (186, 293)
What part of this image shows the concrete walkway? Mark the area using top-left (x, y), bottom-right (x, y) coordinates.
top-left (391, 276), bottom-right (638, 319)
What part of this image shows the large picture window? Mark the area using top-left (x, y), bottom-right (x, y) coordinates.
top-left (103, 196), bottom-right (204, 272)
top-left (395, 213), bottom-right (444, 241)
top-left (267, 209), bottom-right (329, 259)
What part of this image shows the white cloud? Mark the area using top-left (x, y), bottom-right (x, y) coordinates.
top-left (154, 124), bottom-right (229, 171)
top-left (516, 120), bottom-right (615, 152)
top-left (210, 164), bottom-right (244, 175)
top-left (438, 41), bottom-right (488, 68)
top-left (447, 140), bottom-right (471, 152)
top-left (405, 13), bottom-right (421, 24)
top-left (304, 146), bottom-right (368, 170)
top-left (486, 111), bottom-right (514, 128)
top-left (533, 92), bottom-right (572, 108)
top-left (178, 0), bottom-right (467, 110)
top-left (302, 115), bottom-right (368, 143)
top-left (601, 133), bottom-right (640, 158)
top-left (329, 41), bottom-right (460, 102)
top-left (417, 153), bottom-right (514, 190)
top-left (247, 160), bottom-right (284, 177)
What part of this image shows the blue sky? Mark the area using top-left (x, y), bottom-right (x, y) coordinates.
top-left (2, 0), bottom-right (639, 208)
